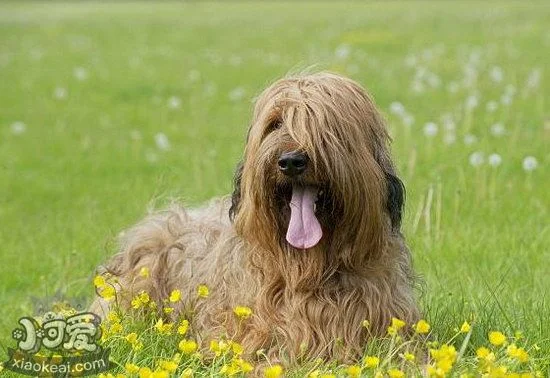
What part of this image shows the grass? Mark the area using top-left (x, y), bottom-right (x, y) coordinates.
top-left (0, 1), bottom-right (548, 376)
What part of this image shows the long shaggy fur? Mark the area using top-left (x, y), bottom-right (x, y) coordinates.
top-left (91, 72), bottom-right (419, 362)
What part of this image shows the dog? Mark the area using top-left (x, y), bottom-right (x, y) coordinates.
top-left (91, 72), bottom-right (419, 362)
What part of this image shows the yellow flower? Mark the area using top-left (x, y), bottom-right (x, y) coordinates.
top-left (320, 374), bottom-right (336, 378)
top-left (93, 275), bottom-right (106, 288)
top-left (177, 319), bottom-right (189, 335)
top-left (507, 344), bottom-right (529, 362)
top-left (361, 320), bottom-right (370, 329)
top-left (210, 339), bottom-right (230, 356)
top-left (346, 364), bottom-right (361, 377)
top-left (403, 352), bottom-right (415, 362)
top-left (125, 363), bottom-right (140, 374)
top-left (231, 341), bottom-right (244, 355)
top-left (308, 370), bottom-right (320, 378)
top-left (415, 319), bottom-right (431, 334)
top-left (107, 311), bottom-right (120, 323)
top-left (488, 331), bottom-right (506, 346)
top-left (391, 317), bottom-right (406, 329)
top-left (139, 291), bottom-right (150, 304)
top-left (139, 367), bottom-right (152, 378)
top-left (197, 285), bottom-right (210, 298)
top-left (236, 358), bottom-right (254, 373)
top-left (264, 364), bottom-right (283, 378)
top-left (363, 356), bottom-right (379, 368)
top-left (163, 307), bottom-right (174, 314)
top-left (150, 370), bottom-right (168, 378)
top-left (476, 347), bottom-right (495, 361)
top-left (460, 321), bottom-right (471, 333)
top-left (109, 322), bottom-right (123, 334)
top-left (99, 285), bottom-right (116, 301)
top-left (125, 332), bottom-right (138, 344)
top-left (139, 267), bottom-right (150, 277)
top-left (159, 360), bottom-right (178, 373)
top-left (179, 339), bottom-right (198, 354)
top-left (233, 306), bottom-right (253, 319)
top-left (388, 369), bottom-right (405, 378)
top-left (154, 319), bottom-right (173, 335)
top-left (169, 289), bottom-right (181, 302)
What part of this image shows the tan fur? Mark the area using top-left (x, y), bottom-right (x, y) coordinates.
top-left (91, 72), bottom-right (419, 363)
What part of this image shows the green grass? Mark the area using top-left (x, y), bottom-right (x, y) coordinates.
top-left (0, 1), bottom-right (548, 376)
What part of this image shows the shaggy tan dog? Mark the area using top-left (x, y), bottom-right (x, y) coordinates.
top-left (91, 72), bottom-right (419, 362)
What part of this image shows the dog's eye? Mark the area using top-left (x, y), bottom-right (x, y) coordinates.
top-left (265, 119), bottom-right (282, 134)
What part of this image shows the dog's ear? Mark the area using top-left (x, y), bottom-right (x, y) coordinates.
top-left (229, 161), bottom-right (243, 222)
top-left (385, 171), bottom-right (405, 231)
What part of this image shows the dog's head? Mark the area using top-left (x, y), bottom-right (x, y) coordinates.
top-left (230, 72), bottom-right (404, 257)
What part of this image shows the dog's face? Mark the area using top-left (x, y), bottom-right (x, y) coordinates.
top-left (231, 73), bottom-right (404, 256)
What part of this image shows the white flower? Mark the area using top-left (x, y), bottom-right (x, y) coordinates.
top-left (73, 67), bottom-right (88, 81)
top-left (489, 66), bottom-right (504, 83)
top-left (228, 87), bottom-right (245, 102)
top-left (10, 121), bottom-right (26, 135)
top-left (488, 153), bottom-right (502, 167)
top-left (168, 96), bottom-right (181, 109)
top-left (447, 81), bottom-right (459, 93)
top-left (465, 94), bottom-right (479, 110)
top-left (423, 122), bottom-right (438, 137)
top-left (444, 132), bottom-right (456, 145)
top-left (464, 134), bottom-right (478, 145)
top-left (53, 87), bottom-right (67, 100)
top-left (334, 44), bottom-right (351, 60)
top-left (442, 114), bottom-right (455, 131)
top-left (155, 133), bottom-right (171, 151)
top-left (390, 102), bottom-right (405, 116)
top-left (469, 152), bottom-right (484, 167)
top-left (490, 123), bottom-right (506, 137)
top-left (486, 101), bottom-right (498, 112)
top-left (403, 114), bottom-right (415, 127)
top-left (522, 156), bottom-right (538, 171)
top-left (526, 68), bottom-right (541, 89)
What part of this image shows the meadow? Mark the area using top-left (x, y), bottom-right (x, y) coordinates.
top-left (0, 1), bottom-right (548, 376)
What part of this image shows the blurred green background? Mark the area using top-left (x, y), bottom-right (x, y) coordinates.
top-left (0, 0), bottom-right (548, 366)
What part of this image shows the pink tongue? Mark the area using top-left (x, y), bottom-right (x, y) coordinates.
top-left (286, 186), bottom-right (323, 249)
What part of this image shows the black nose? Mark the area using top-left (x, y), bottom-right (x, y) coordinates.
top-left (278, 151), bottom-right (308, 177)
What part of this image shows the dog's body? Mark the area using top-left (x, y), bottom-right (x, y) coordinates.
top-left (92, 72), bottom-right (419, 362)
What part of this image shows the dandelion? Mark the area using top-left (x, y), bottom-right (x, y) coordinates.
top-left (107, 311), bottom-right (120, 323)
top-left (469, 152), bottom-right (484, 167)
top-left (98, 285), bottom-right (116, 301)
top-left (489, 331), bottom-right (507, 346)
top-left (486, 100), bottom-right (498, 112)
top-left (54, 87), bottom-right (67, 100)
top-left (334, 44), bottom-right (351, 60)
top-left (488, 153), bottom-right (502, 167)
top-left (507, 344), bottom-right (529, 362)
top-left (167, 96), bottom-right (181, 109)
top-left (125, 363), bottom-right (140, 374)
top-left (229, 87), bottom-right (245, 102)
top-left (403, 352), bottom-right (416, 362)
top-left (346, 365), bottom-right (361, 377)
top-left (154, 319), bottom-right (173, 335)
top-left (463, 134), bottom-right (478, 145)
top-left (490, 122), bottom-right (506, 137)
top-left (197, 284), bottom-right (209, 298)
top-left (363, 356), bottom-right (379, 368)
top-left (389, 101), bottom-right (405, 116)
top-left (476, 347), bottom-right (494, 360)
top-left (138, 367), bottom-right (152, 378)
top-left (139, 267), bottom-right (149, 277)
top-left (415, 319), bottom-right (431, 334)
top-left (423, 122), bottom-right (438, 137)
top-left (490, 66), bottom-right (504, 83)
top-left (231, 341), bottom-right (244, 355)
top-left (177, 319), bottom-right (189, 335)
top-left (93, 275), bottom-right (106, 288)
top-left (233, 306), bottom-right (253, 319)
top-left (264, 364), bottom-right (283, 378)
top-left (73, 67), bottom-right (88, 81)
top-left (155, 133), bottom-right (171, 151)
top-left (522, 156), bottom-right (538, 171)
top-left (169, 289), bottom-right (181, 302)
top-left (159, 360), bottom-right (178, 373)
top-left (388, 369), bottom-right (405, 378)
top-left (125, 332), bottom-right (138, 344)
top-left (163, 307), bottom-right (174, 314)
top-left (10, 121), bottom-right (26, 135)
top-left (460, 321), bottom-right (471, 333)
top-left (178, 339), bottom-right (198, 354)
